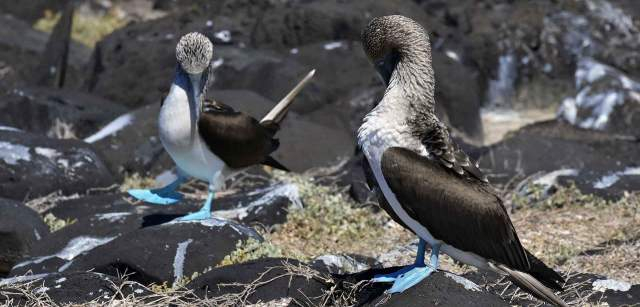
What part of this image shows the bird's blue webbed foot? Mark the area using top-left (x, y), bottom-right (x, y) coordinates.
top-left (176, 209), bottom-right (211, 221)
top-left (128, 188), bottom-right (184, 205)
top-left (128, 175), bottom-right (186, 205)
top-left (372, 263), bottom-right (423, 283)
top-left (373, 238), bottom-right (427, 283)
top-left (388, 264), bottom-right (435, 293)
top-left (372, 239), bottom-right (441, 294)
top-left (176, 190), bottom-right (214, 221)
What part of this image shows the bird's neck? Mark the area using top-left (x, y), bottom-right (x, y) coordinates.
top-left (359, 49), bottom-right (438, 150)
top-left (172, 67), bottom-right (201, 117)
top-left (386, 48), bottom-right (436, 113)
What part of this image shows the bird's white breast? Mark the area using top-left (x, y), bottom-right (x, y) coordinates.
top-left (158, 83), bottom-right (226, 183)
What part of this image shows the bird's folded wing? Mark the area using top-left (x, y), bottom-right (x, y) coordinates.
top-left (422, 121), bottom-right (487, 182)
top-left (361, 153), bottom-right (409, 229)
top-left (198, 100), bottom-right (279, 169)
top-left (380, 147), bottom-right (530, 271)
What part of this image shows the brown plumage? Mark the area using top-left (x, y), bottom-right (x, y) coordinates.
top-left (382, 147), bottom-right (529, 272)
top-left (197, 99), bottom-right (287, 171)
top-left (421, 121), bottom-right (487, 182)
top-left (365, 146), bottom-right (566, 299)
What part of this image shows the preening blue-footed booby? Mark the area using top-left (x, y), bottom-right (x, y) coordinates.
top-left (358, 16), bottom-right (568, 306)
top-left (128, 32), bottom-right (315, 221)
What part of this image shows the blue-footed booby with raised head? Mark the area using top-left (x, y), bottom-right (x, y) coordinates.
top-left (128, 32), bottom-right (315, 221)
top-left (358, 16), bottom-right (568, 306)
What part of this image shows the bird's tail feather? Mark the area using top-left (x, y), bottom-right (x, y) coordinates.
top-left (525, 250), bottom-right (565, 292)
top-left (260, 69), bottom-right (315, 128)
top-left (493, 264), bottom-right (569, 307)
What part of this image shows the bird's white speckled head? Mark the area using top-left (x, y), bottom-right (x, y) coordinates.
top-left (176, 32), bottom-right (213, 74)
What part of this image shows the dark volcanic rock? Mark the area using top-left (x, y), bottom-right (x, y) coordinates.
top-left (86, 16), bottom-right (192, 108)
top-left (87, 104), bottom-right (173, 177)
top-left (153, 0), bottom-right (431, 51)
top-left (0, 272), bottom-right (149, 306)
top-left (12, 181), bottom-right (297, 276)
top-left (0, 1), bottom-right (66, 24)
top-left (307, 86), bottom-right (383, 138)
top-left (0, 41), bottom-right (41, 93)
top-left (432, 50), bottom-right (484, 143)
top-left (9, 202), bottom-right (180, 277)
top-left (33, 1), bottom-right (73, 88)
top-left (478, 120), bottom-right (640, 199)
top-left (54, 219), bottom-right (260, 285)
top-left (228, 40), bottom-right (376, 115)
top-left (11, 179), bottom-right (298, 276)
top-left (42, 193), bottom-right (157, 221)
top-left (40, 177), bottom-right (296, 226)
top-left (187, 258), bottom-right (330, 305)
top-left (88, 2), bottom-right (484, 140)
top-left (0, 131), bottom-right (115, 201)
top-left (0, 15), bottom-right (90, 66)
top-left (0, 88), bottom-right (128, 138)
top-left (0, 198), bottom-right (49, 276)
top-left (214, 182), bottom-right (301, 227)
top-left (0, 14), bottom-right (90, 91)
top-left (210, 45), bottom-right (326, 115)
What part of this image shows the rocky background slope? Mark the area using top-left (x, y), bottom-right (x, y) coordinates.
top-left (1, 0), bottom-right (639, 306)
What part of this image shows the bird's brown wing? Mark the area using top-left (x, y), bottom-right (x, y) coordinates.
top-left (361, 153), bottom-right (409, 230)
top-left (197, 100), bottom-right (280, 169)
top-left (422, 121), bottom-right (487, 183)
top-left (381, 146), bottom-right (530, 271)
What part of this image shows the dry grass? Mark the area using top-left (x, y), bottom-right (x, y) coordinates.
top-left (0, 273), bottom-right (196, 307)
top-left (33, 8), bottom-right (127, 48)
top-left (24, 191), bottom-right (81, 214)
top-left (46, 119), bottom-right (77, 140)
top-left (568, 241), bottom-right (640, 284)
top-left (510, 186), bottom-right (640, 283)
top-left (484, 271), bottom-right (607, 307)
top-left (267, 173), bottom-right (413, 261)
top-left (42, 213), bottom-right (77, 233)
top-left (119, 173), bottom-right (158, 192)
top-left (218, 238), bottom-right (288, 267)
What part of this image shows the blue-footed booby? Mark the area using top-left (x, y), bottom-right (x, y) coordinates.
top-left (358, 16), bottom-right (568, 306)
top-left (128, 32), bottom-right (315, 221)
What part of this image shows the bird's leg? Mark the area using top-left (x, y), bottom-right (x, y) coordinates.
top-left (176, 173), bottom-right (220, 221)
top-left (388, 243), bottom-right (440, 293)
top-left (414, 238), bottom-right (427, 267)
top-left (372, 238), bottom-right (428, 283)
top-left (127, 174), bottom-right (186, 205)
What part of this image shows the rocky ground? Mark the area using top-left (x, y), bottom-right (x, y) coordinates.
top-left (1, 0), bottom-right (640, 306)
